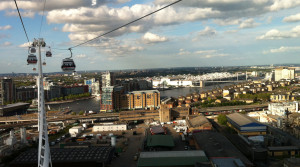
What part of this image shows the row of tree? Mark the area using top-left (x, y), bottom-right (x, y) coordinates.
top-left (50, 92), bottom-right (90, 102)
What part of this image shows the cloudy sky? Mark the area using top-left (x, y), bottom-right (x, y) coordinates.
top-left (1, 0), bottom-right (300, 73)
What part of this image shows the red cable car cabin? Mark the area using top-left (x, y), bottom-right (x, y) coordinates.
top-left (61, 58), bottom-right (76, 72)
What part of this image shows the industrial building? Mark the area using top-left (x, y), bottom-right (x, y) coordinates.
top-left (120, 90), bottom-right (160, 110)
top-left (10, 147), bottom-right (114, 167)
top-left (92, 124), bottom-right (127, 132)
top-left (186, 115), bottom-right (212, 133)
top-left (137, 150), bottom-right (209, 167)
top-left (227, 113), bottom-right (267, 136)
top-left (193, 131), bottom-right (253, 166)
top-left (268, 146), bottom-right (300, 157)
top-left (146, 135), bottom-right (175, 150)
top-left (210, 157), bottom-right (246, 167)
top-left (119, 110), bottom-right (159, 121)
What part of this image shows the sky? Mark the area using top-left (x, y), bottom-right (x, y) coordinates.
top-left (1, 0), bottom-right (300, 73)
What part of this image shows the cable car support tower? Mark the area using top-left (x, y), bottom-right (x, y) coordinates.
top-left (32, 38), bottom-right (51, 167)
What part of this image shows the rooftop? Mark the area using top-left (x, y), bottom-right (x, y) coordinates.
top-left (226, 113), bottom-right (264, 127)
top-left (147, 135), bottom-right (174, 147)
top-left (187, 115), bottom-right (210, 128)
top-left (138, 150), bottom-right (208, 167)
top-left (11, 147), bottom-right (114, 166)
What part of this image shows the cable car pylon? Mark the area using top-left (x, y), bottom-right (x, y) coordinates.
top-left (32, 38), bottom-right (52, 167)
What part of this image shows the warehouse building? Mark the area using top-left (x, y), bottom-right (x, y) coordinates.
top-left (146, 135), bottom-right (174, 151)
top-left (227, 113), bottom-right (267, 136)
top-left (137, 150), bottom-right (209, 167)
top-left (186, 115), bottom-right (212, 133)
top-left (10, 147), bottom-right (114, 167)
top-left (93, 124), bottom-right (127, 132)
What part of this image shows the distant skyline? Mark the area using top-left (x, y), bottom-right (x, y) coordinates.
top-left (1, 0), bottom-right (300, 73)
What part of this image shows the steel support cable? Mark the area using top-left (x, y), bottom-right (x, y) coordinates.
top-left (38, 0), bottom-right (47, 38)
top-left (14, 0), bottom-right (30, 44)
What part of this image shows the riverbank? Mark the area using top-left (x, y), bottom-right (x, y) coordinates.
top-left (45, 96), bottom-right (95, 105)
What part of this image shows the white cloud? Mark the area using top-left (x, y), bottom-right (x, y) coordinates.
top-left (197, 26), bottom-right (217, 36)
top-left (257, 25), bottom-right (300, 39)
top-left (5, 10), bottom-right (35, 18)
top-left (178, 49), bottom-right (191, 56)
top-left (142, 32), bottom-right (168, 44)
top-left (283, 13), bottom-right (300, 22)
top-left (239, 18), bottom-right (259, 29)
top-left (269, 0), bottom-right (300, 11)
top-left (19, 42), bottom-right (32, 48)
top-left (0, 25), bottom-right (12, 30)
top-left (178, 49), bottom-right (228, 58)
top-left (264, 46), bottom-right (300, 54)
top-left (75, 54), bottom-right (87, 58)
top-left (213, 19), bottom-right (241, 26)
top-left (0, 41), bottom-right (12, 47)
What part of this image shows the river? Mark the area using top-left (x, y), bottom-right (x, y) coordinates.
top-left (48, 83), bottom-right (234, 113)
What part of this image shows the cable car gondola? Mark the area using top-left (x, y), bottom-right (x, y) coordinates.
top-left (30, 47), bottom-right (36, 53)
top-left (27, 54), bottom-right (37, 64)
top-left (61, 48), bottom-right (76, 72)
top-left (46, 51), bottom-right (52, 57)
top-left (46, 47), bottom-right (52, 57)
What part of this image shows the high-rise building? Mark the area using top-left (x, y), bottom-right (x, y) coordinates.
top-left (0, 78), bottom-right (16, 105)
top-left (101, 71), bottom-right (115, 88)
top-left (274, 67), bottom-right (295, 81)
top-left (100, 86), bottom-right (114, 112)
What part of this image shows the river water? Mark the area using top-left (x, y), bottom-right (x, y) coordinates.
top-left (48, 83), bottom-right (233, 113)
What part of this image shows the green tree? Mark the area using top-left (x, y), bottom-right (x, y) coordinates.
top-left (78, 111), bottom-right (84, 115)
top-left (217, 114), bottom-right (227, 125)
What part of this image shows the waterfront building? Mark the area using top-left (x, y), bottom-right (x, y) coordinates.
top-left (100, 86), bottom-right (124, 112)
top-left (84, 78), bottom-right (100, 96)
top-left (45, 85), bottom-right (61, 101)
top-left (120, 90), bottom-right (160, 110)
top-left (61, 85), bottom-right (89, 97)
top-left (0, 78), bottom-right (16, 105)
top-left (100, 86), bottom-right (114, 112)
top-left (16, 86), bottom-right (37, 102)
top-left (274, 67), bottom-right (295, 81)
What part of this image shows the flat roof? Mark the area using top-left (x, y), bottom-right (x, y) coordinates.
top-left (138, 150), bottom-right (208, 167)
top-left (200, 104), bottom-right (268, 112)
top-left (211, 157), bottom-right (245, 167)
top-left (268, 146), bottom-right (300, 151)
top-left (193, 131), bottom-right (252, 166)
top-left (147, 135), bottom-right (174, 147)
top-left (1, 102), bottom-right (30, 109)
top-left (227, 113), bottom-right (265, 127)
top-left (11, 147), bottom-right (114, 165)
top-left (127, 90), bottom-right (160, 94)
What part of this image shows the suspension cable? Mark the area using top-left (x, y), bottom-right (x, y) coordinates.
top-left (14, 0), bottom-right (30, 44)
